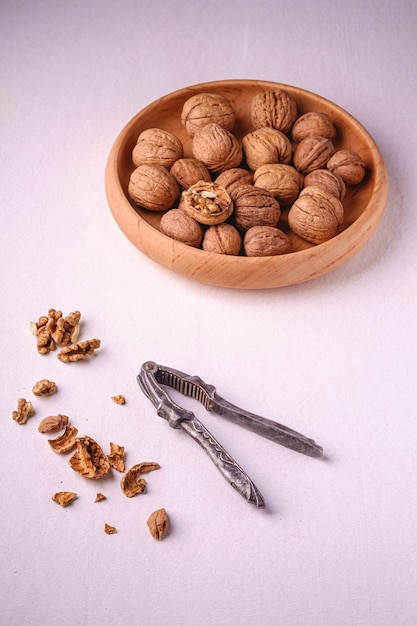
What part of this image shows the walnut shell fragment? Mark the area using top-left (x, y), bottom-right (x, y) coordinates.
top-left (38, 413), bottom-right (69, 433)
top-left (48, 425), bottom-right (79, 453)
top-left (111, 395), bottom-right (126, 405)
top-left (250, 89), bottom-right (297, 133)
top-left (69, 436), bottom-right (110, 479)
top-left (132, 128), bottom-right (183, 168)
top-left (52, 492), bottom-right (77, 507)
top-left (192, 123), bottom-right (242, 173)
top-left (32, 379), bottom-right (57, 397)
top-left (107, 442), bottom-right (125, 472)
top-left (121, 462), bottom-right (161, 498)
top-left (95, 492), bottom-right (107, 502)
top-left (12, 398), bottom-right (34, 424)
top-left (104, 523), bottom-right (117, 535)
top-left (57, 338), bottom-right (101, 363)
top-left (146, 508), bottom-right (170, 541)
top-left (179, 181), bottom-right (233, 225)
top-left (181, 92), bottom-right (236, 137)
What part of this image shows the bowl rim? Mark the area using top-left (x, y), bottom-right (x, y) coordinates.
top-left (105, 79), bottom-right (388, 289)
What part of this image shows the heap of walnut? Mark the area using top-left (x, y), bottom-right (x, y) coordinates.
top-left (127, 89), bottom-right (367, 255)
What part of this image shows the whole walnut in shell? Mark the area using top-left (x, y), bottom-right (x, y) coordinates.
top-left (327, 150), bottom-right (366, 185)
top-left (181, 92), bottom-right (236, 137)
top-left (288, 186), bottom-right (344, 244)
top-left (192, 123), bottom-right (242, 173)
top-left (128, 164), bottom-right (179, 212)
top-left (293, 135), bottom-right (335, 175)
top-left (159, 208), bottom-right (203, 247)
top-left (243, 226), bottom-right (292, 257)
top-left (215, 168), bottom-right (253, 200)
top-left (291, 112), bottom-right (336, 142)
top-left (132, 128), bottom-right (183, 168)
top-left (303, 169), bottom-right (346, 200)
top-left (202, 223), bottom-right (242, 255)
top-left (250, 89), bottom-right (297, 133)
top-left (253, 164), bottom-right (302, 206)
top-left (242, 127), bottom-right (292, 171)
top-left (232, 184), bottom-right (281, 232)
top-left (170, 158), bottom-right (211, 189)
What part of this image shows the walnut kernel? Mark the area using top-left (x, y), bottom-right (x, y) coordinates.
top-left (111, 395), bottom-right (126, 405)
top-left (179, 181), bottom-right (233, 226)
top-left (12, 398), bottom-right (34, 424)
top-left (30, 309), bottom-right (81, 354)
top-left (32, 379), bottom-right (57, 397)
top-left (104, 523), bottom-right (117, 535)
top-left (57, 338), bottom-right (101, 362)
top-left (95, 492), bottom-right (107, 502)
top-left (38, 413), bottom-right (69, 433)
top-left (146, 508), bottom-right (170, 540)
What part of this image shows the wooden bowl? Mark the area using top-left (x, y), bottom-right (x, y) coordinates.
top-left (105, 79), bottom-right (388, 289)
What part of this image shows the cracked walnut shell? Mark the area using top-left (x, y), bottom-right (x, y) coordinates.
top-left (243, 226), bottom-right (292, 257)
top-left (242, 127), bottom-right (292, 171)
top-left (121, 462), bottom-right (161, 498)
top-left (181, 92), bottom-right (236, 137)
top-left (179, 181), bottom-right (233, 226)
top-left (132, 128), bottom-right (183, 168)
top-left (128, 164), bottom-right (179, 212)
top-left (107, 442), bottom-right (125, 472)
top-left (69, 436), bottom-right (110, 479)
top-left (288, 186), bottom-right (344, 244)
top-left (160, 209), bottom-right (203, 247)
top-left (192, 123), bottom-right (242, 173)
top-left (250, 89), bottom-right (297, 133)
top-left (52, 492), bottom-right (77, 507)
top-left (48, 425), bottom-right (78, 453)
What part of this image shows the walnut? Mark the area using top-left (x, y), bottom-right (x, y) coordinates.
top-left (232, 184), bottom-right (281, 232)
top-left (293, 135), bottom-right (335, 174)
top-left (181, 92), bottom-right (236, 137)
top-left (327, 149), bottom-right (366, 185)
top-left (48, 425), bottom-right (78, 453)
top-left (242, 127), bottom-right (292, 170)
top-left (128, 164), bottom-right (179, 212)
top-left (32, 379), bottom-right (57, 397)
top-left (146, 508), bottom-right (169, 541)
top-left (104, 523), bottom-right (117, 535)
top-left (202, 223), bottom-right (242, 255)
top-left (179, 181), bottom-right (233, 226)
top-left (69, 436), bottom-right (111, 479)
top-left (38, 413), bottom-right (69, 433)
top-left (121, 462), bottom-right (160, 498)
top-left (52, 492), bottom-right (77, 507)
top-left (12, 398), bottom-right (34, 424)
top-left (303, 169), bottom-right (346, 200)
top-left (111, 395), bottom-right (125, 405)
top-left (132, 128), bottom-right (183, 168)
top-left (250, 89), bottom-right (297, 133)
top-left (170, 158), bottom-right (211, 189)
top-left (192, 123), bottom-right (242, 173)
top-left (107, 442), bottom-right (125, 472)
top-left (159, 209), bottom-right (203, 247)
top-left (253, 164), bottom-right (302, 206)
top-left (214, 168), bottom-right (253, 200)
top-left (57, 338), bottom-right (101, 362)
top-left (30, 309), bottom-right (81, 354)
top-left (95, 492), bottom-right (106, 502)
top-left (243, 226), bottom-right (292, 257)
top-left (288, 186), bottom-right (344, 244)
top-left (291, 111), bottom-right (336, 142)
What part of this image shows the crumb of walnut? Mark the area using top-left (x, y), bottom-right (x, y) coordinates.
top-left (146, 508), bottom-right (169, 540)
top-left (32, 379), bottom-right (57, 397)
top-left (57, 338), bottom-right (101, 362)
top-left (95, 492), bottom-right (107, 502)
top-left (12, 398), bottom-right (34, 424)
top-left (52, 492), bottom-right (77, 507)
top-left (104, 523), bottom-right (117, 535)
top-left (111, 394), bottom-right (125, 405)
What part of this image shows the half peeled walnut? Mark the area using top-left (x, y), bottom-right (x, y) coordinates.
top-left (179, 181), bottom-right (233, 226)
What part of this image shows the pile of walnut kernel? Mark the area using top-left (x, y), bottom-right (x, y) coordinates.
top-left (127, 89), bottom-right (367, 255)
top-left (11, 308), bottom-right (169, 541)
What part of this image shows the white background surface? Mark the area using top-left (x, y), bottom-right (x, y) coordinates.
top-left (1, 1), bottom-right (417, 625)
